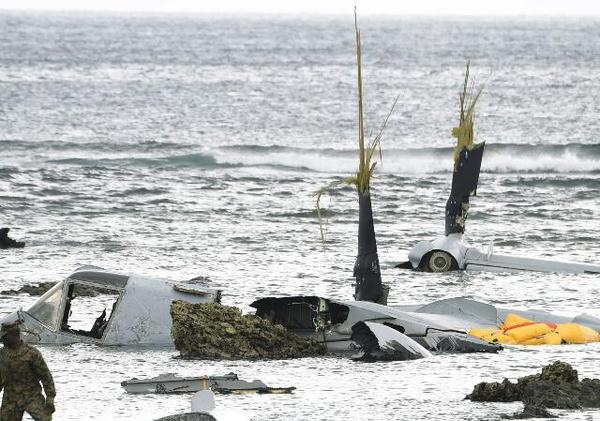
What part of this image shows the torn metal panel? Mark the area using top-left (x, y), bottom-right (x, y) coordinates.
top-left (1, 266), bottom-right (220, 346)
top-left (122, 373), bottom-right (295, 395)
top-left (414, 330), bottom-right (501, 353)
top-left (350, 321), bottom-right (431, 361)
top-left (122, 373), bottom-right (239, 394)
top-left (251, 296), bottom-right (503, 355)
top-left (445, 142), bottom-right (485, 235)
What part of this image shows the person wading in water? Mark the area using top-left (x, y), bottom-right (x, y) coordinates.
top-left (0, 321), bottom-right (55, 421)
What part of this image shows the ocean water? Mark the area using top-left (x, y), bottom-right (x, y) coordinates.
top-left (1, 11), bottom-right (600, 421)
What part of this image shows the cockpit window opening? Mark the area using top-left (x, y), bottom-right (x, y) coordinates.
top-left (60, 282), bottom-right (122, 339)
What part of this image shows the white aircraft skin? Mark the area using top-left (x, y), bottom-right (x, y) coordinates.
top-left (406, 233), bottom-right (600, 274)
top-left (0, 266), bottom-right (220, 346)
top-left (251, 295), bottom-right (600, 359)
top-left (251, 296), bottom-right (503, 356)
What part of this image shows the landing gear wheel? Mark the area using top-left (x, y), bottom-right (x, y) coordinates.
top-left (428, 251), bottom-right (453, 272)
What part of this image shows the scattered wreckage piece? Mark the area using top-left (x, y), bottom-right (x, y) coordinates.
top-left (0, 266), bottom-right (221, 346)
top-left (251, 296), bottom-right (502, 358)
top-left (350, 321), bottom-right (432, 361)
top-left (467, 361), bottom-right (600, 418)
top-left (122, 372), bottom-right (295, 395)
top-left (211, 380), bottom-right (295, 395)
top-left (121, 373), bottom-right (239, 394)
top-left (397, 66), bottom-right (600, 275)
top-left (170, 301), bottom-right (325, 360)
top-left (0, 227), bottom-right (25, 249)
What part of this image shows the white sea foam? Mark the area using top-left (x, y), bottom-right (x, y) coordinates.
top-left (211, 147), bottom-right (600, 174)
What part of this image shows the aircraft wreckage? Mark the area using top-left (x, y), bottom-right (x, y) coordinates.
top-left (0, 266), bottom-right (220, 345)
top-left (396, 65), bottom-right (600, 274)
top-left (2, 16), bottom-right (599, 362)
top-left (286, 20), bottom-right (600, 361)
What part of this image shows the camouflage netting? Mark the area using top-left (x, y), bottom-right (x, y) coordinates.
top-left (170, 301), bottom-right (326, 360)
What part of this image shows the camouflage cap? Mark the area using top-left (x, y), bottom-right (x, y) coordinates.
top-left (0, 321), bottom-right (21, 338)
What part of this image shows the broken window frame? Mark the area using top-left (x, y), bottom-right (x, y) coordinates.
top-left (27, 281), bottom-right (66, 331)
top-left (59, 279), bottom-right (124, 341)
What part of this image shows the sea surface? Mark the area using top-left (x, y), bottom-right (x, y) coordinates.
top-left (1, 11), bottom-right (600, 421)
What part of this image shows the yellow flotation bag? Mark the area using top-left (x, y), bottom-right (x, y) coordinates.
top-left (504, 322), bottom-right (553, 343)
top-left (468, 328), bottom-right (497, 338)
top-left (502, 313), bottom-right (533, 330)
top-left (484, 331), bottom-right (518, 345)
top-left (469, 313), bottom-right (600, 346)
top-left (467, 328), bottom-right (517, 345)
top-left (555, 323), bottom-right (600, 344)
top-left (520, 331), bottom-right (562, 346)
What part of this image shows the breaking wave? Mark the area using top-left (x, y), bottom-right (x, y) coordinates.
top-left (22, 142), bottom-right (600, 174)
top-left (210, 143), bottom-right (600, 174)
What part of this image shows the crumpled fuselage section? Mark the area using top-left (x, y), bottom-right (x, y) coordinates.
top-left (251, 295), bottom-right (502, 360)
top-left (1, 268), bottom-right (220, 346)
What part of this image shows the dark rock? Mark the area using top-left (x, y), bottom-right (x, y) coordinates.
top-left (467, 378), bottom-right (521, 402)
top-left (501, 403), bottom-right (558, 419)
top-left (1, 282), bottom-right (101, 297)
top-left (1, 282), bottom-right (56, 296)
top-left (521, 380), bottom-right (580, 410)
top-left (467, 361), bottom-right (600, 418)
top-left (170, 300), bottom-right (326, 360)
top-left (155, 413), bottom-right (217, 421)
top-left (0, 228), bottom-right (25, 249)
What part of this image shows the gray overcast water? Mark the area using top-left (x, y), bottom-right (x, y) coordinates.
top-left (1, 12), bottom-right (600, 421)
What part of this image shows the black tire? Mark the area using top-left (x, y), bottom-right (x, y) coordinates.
top-left (428, 251), bottom-right (453, 272)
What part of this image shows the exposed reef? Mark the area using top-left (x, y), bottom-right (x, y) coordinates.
top-left (170, 300), bottom-right (326, 360)
top-left (1, 282), bottom-right (101, 297)
top-left (467, 361), bottom-right (600, 418)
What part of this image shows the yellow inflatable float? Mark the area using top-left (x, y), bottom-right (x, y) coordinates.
top-left (468, 313), bottom-right (600, 346)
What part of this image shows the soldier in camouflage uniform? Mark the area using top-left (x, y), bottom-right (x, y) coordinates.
top-left (0, 321), bottom-right (55, 421)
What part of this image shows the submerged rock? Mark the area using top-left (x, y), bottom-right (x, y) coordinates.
top-left (1, 282), bottom-right (101, 297)
top-left (501, 403), bottom-right (558, 419)
top-left (155, 414), bottom-right (216, 421)
top-left (0, 227), bottom-right (25, 249)
top-left (467, 361), bottom-right (600, 418)
top-left (170, 300), bottom-right (326, 360)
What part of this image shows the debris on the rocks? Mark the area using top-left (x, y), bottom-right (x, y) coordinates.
top-left (0, 227), bottom-right (25, 249)
top-left (1, 282), bottom-right (101, 297)
top-left (170, 300), bottom-right (326, 360)
top-left (467, 361), bottom-right (600, 418)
